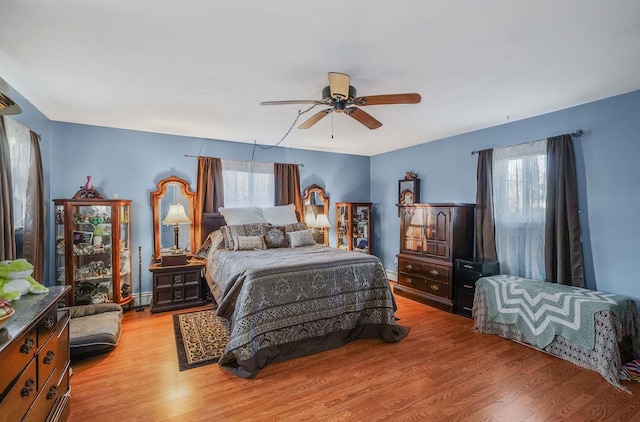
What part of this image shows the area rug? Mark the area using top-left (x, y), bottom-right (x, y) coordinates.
top-left (172, 309), bottom-right (230, 371)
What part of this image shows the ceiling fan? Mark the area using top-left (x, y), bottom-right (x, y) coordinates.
top-left (260, 72), bottom-right (421, 130)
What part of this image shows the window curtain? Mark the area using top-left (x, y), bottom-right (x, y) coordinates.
top-left (0, 117), bottom-right (15, 260)
top-left (196, 157), bottom-right (224, 246)
top-left (493, 140), bottom-right (547, 280)
top-left (22, 131), bottom-right (45, 284)
top-left (222, 159), bottom-right (274, 208)
top-left (274, 163), bottom-right (303, 220)
top-left (475, 149), bottom-right (497, 259)
top-left (545, 135), bottom-right (584, 287)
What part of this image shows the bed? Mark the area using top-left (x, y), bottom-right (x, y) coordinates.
top-left (473, 274), bottom-right (640, 392)
top-left (200, 211), bottom-right (409, 378)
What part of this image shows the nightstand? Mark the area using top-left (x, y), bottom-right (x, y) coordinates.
top-left (453, 258), bottom-right (500, 318)
top-left (149, 261), bottom-right (206, 313)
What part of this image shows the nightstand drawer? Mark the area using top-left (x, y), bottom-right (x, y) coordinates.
top-left (149, 262), bottom-right (206, 313)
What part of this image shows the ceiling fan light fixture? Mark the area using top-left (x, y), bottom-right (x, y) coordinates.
top-left (0, 77), bottom-right (22, 116)
top-left (328, 72), bottom-right (350, 100)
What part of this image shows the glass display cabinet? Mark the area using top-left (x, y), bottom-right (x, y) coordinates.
top-left (54, 198), bottom-right (133, 308)
top-left (336, 202), bottom-right (372, 253)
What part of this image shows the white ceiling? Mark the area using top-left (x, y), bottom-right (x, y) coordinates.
top-left (1, 1), bottom-right (639, 156)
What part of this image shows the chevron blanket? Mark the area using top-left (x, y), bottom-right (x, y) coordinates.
top-left (476, 275), bottom-right (629, 350)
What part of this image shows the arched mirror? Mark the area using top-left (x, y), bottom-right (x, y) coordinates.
top-left (303, 184), bottom-right (330, 246)
top-left (150, 176), bottom-right (196, 261)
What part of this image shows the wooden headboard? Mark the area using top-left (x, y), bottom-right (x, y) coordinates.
top-left (202, 212), bottom-right (227, 238)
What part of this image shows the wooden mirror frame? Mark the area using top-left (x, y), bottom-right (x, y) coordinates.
top-left (303, 184), bottom-right (330, 246)
top-left (150, 175), bottom-right (196, 261)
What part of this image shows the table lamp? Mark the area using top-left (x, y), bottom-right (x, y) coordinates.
top-left (162, 204), bottom-right (191, 253)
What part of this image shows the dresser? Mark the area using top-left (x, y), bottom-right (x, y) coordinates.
top-left (0, 286), bottom-right (71, 422)
top-left (149, 261), bottom-right (207, 313)
top-left (395, 204), bottom-right (474, 312)
top-left (453, 258), bottom-right (500, 318)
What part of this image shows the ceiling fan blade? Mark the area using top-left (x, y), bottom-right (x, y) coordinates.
top-left (260, 100), bottom-right (324, 106)
top-left (344, 107), bottom-right (382, 130)
top-left (352, 93), bottom-right (421, 106)
top-left (328, 72), bottom-right (350, 99)
top-left (298, 109), bottom-right (332, 129)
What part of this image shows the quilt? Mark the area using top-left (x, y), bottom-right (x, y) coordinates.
top-left (206, 244), bottom-right (409, 378)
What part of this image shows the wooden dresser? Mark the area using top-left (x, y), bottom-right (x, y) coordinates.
top-left (0, 286), bottom-right (71, 422)
top-left (395, 204), bottom-right (474, 312)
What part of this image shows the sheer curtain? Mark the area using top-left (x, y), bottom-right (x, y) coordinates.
top-left (493, 140), bottom-right (547, 280)
top-left (5, 117), bottom-right (31, 229)
top-left (221, 159), bottom-right (274, 208)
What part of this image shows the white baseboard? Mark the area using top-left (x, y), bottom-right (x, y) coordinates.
top-left (131, 292), bottom-right (153, 307)
top-left (386, 269), bottom-right (398, 282)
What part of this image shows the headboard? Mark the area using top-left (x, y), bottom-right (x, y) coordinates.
top-left (202, 212), bottom-right (227, 238)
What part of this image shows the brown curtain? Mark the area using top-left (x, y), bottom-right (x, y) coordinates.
top-left (475, 149), bottom-right (497, 259)
top-left (0, 117), bottom-right (15, 261)
top-left (274, 163), bottom-right (303, 219)
top-left (195, 157), bottom-right (224, 246)
top-left (22, 131), bottom-right (46, 284)
top-left (545, 135), bottom-right (584, 287)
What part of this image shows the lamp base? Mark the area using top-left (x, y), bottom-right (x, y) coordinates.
top-left (161, 253), bottom-right (188, 267)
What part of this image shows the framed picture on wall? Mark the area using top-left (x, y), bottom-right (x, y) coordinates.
top-left (398, 178), bottom-right (420, 204)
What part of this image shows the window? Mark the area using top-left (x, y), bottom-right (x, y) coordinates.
top-left (221, 159), bottom-right (274, 207)
top-left (492, 140), bottom-right (546, 280)
top-left (6, 117), bottom-right (31, 229)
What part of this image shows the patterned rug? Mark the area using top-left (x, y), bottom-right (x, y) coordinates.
top-left (172, 309), bottom-right (230, 371)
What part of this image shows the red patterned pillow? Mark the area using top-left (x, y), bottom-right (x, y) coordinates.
top-left (262, 225), bottom-right (288, 248)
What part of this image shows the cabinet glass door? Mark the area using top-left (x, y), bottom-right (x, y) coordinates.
top-left (118, 204), bottom-right (132, 301)
top-left (72, 203), bottom-right (114, 305)
top-left (336, 205), bottom-right (350, 250)
top-left (353, 206), bottom-right (370, 253)
top-left (54, 205), bottom-right (66, 286)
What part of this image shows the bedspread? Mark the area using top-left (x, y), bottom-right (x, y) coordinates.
top-left (207, 244), bottom-right (409, 378)
top-left (474, 276), bottom-right (640, 392)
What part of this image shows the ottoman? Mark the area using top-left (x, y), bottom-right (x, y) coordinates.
top-left (67, 302), bottom-right (123, 359)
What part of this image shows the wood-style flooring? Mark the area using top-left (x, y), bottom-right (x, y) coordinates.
top-left (68, 293), bottom-right (640, 421)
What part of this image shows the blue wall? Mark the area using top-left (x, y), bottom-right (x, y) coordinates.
top-left (8, 78), bottom-right (640, 303)
top-left (371, 89), bottom-right (640, 302)
top-left (47, 123), bottom-right (370, 294)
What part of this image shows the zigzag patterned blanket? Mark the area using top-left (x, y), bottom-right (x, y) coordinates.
top-left (476, 275), bottom-right (629, 350)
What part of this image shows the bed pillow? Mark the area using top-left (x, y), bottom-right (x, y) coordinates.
top-left (218, 207), bottom-right (265, 225)
top-left (261, 204), bottom-right (298, 225)
top-left (234, 236), bottom-right (267, 251)
top-left (284, 222), bottom-right (307, 232)
top-left (262, 225), bottom-right (289, 248)
top-left (287, 229), bottom-right (316, 248)
top-left (221, 223), bottom-right (266, 250)
top-left (192, 230), bottom-right (225, 260)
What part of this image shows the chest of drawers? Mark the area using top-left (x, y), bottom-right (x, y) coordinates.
top-left (453, 258), bottom-right (500, 318)
top-left (0, 286), bottom-right (71, 422)
top-left (149, 261), bottom-right (206, 313)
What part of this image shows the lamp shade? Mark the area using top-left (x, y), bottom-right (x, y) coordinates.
top-left (314, 214), bottom-right (331, 228)
top-left (305, 213), bottom-right (317, 228)
top-left (162, 204), bottom-right (191, 225)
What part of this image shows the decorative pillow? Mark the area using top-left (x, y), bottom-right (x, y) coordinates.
top-left (192, 230), bottom-right (226, 260)
top-left (284, 222), bottom-right (307, 232)
top-left (233, 236), bottom-right (267, 251)
top-left (218, 207), bottom-right (265, 225)
top-left (261, 204), bottom-right (298, 225)
top-left (287, 229), bottom-right (316, 248)
top-left (221, 223), bottom-right (266, 250)
top-left (262, 225), bottom-right (288, 248)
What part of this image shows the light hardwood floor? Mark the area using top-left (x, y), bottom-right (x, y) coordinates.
top-left (68, 292), bottom-right (640, 421)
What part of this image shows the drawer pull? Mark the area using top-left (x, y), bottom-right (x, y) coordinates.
top-left (430, 284), bottom-right (439, 291)
top-left (430, 269), bottom-right (440, 277)
top-left (463, 264), bottom-right (473, 269)
top-left (44, 315), bottom-right (56, 330)
top-left (20, 337), bottom-right (35, 354)
top-left (47, 385), bottom-right (58, 400)
top-left (21, 378), bottom-right (35, 397)
top-left (44, 350), bottom-right (55, 364)
top-left (463, 284), bottom-right (474, 289)
top-left (463, 306), bottom-right (473, 311)
top-left (406, 278), bottom-right (413, 284)
top-left (406, 264), bottom-right (414, 271)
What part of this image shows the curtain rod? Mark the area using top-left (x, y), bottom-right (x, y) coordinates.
top-left (470, 129), bottom-right (584, 155)
top-left (183, 154), bottom-right (304, 167)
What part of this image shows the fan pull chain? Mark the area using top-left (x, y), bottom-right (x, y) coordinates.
top-left (331, 112), bottom-right (334, 139)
